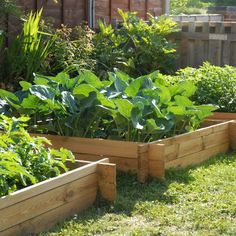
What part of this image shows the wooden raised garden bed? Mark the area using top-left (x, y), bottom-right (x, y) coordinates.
top-left (33, 120), bottom-right (236, 183)
top-left (209, 112), bottom-right (236, 121)
top-left (0, 158), bottom-right (116, 236)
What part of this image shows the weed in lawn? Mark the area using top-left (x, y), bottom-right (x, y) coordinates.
top-left (41, 153), bottom-right (236, 236)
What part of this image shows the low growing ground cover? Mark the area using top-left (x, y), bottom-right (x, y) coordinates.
top-left (42, 153), bottom-right (236, 236)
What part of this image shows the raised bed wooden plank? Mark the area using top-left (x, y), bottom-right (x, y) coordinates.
top-left (209, 112), bottom-right (236, 121)
top-left (165, 142), bottom-right (229, 169)
top-left (30, 120), bottom-right (233, 183)
top-left (2, 193), bottom-right (96, 236)
top-left (0, 158), bottom-right (116, 236)
top-left (0, 174), bottom-right (98, 232)
top-left (34, 134), bottom-right (140, 159)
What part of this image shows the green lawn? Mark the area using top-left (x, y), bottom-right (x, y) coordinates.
top-left (42, 153), bottom-right (236, 236)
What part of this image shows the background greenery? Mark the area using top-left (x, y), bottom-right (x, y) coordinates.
top-left (171, 0), bottom-right (236, 14)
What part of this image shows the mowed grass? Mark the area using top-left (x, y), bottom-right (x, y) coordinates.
top-left (42, 153), bottom-right (236, 236)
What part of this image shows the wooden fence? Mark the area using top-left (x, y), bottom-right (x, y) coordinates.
top-left (173, 21), bottom-right (236, 68)
top-left (8, 0), bottom-right (166, 27)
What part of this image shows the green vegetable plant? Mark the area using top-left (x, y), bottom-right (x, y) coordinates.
top-left (93, 9), bottom-right (178, 78)
top-left (166, 62), bottom-right (236, 113)
top-left (0, 115), bottom-right (75, 197)
top-left (0, 69), bottom-right (216, 142)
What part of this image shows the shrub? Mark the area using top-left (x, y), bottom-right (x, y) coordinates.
top-left (166, 62), bottom-right (236, 113)
top-left (0, 115), bottom-right (75, 197)
top-left (93, 9), bottom-right (178, 78)
top-left (0, 69), bottom-right (215, 142)
top-left (44, 23), bottom-right (96, 75)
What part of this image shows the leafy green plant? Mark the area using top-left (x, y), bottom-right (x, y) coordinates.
top-left (0, 115), bottom-right (74, 197)
top-left (0, 9), bottom-right (56, 90)
top-left (0, 69), bottom-right (216, 142)
top-left (43, 23), bottom-right (96, 75)
top-left (166, 62), bottom-right (236, 113)
top-left (93, 9), bottom-right (178, 78)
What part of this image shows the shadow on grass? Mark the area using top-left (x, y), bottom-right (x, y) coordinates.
top-left (45, 151), bottom-right (236, 234)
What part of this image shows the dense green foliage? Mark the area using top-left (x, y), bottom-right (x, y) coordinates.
top-left (0, 10), bottom-right (55, 90)
top-left (94, 10), bottom-right (178, 78)
top-left (171, 0), bottom-right (236, 14)
top-left (166, 63), bottom-right (236, 113)
top-left (0, 70), bottom-right (215, 142)
top-left (44, 24), bottom-right (96, 75)
top-left (42, 153), bottom-right (236, 235)
top-left (0, 115), bottom-right (74, 197)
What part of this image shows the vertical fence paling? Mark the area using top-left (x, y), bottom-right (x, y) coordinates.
top-left (173, 21), bottom-right (236, 68)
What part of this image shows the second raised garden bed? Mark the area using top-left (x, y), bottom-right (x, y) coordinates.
top-left (34, 120), bottom-right (236, 183)
top-left (0, 158), bottom-right (116, 236)
top-left (209, 112), bottom-right (236, 121)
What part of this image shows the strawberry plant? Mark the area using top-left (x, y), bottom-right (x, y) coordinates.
top-left (0, 115), bottom-right (74, 197)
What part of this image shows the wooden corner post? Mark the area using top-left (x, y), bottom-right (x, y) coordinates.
top-left (229, 121), bottom-right (236, 150)
top-left (97, 162), bottom-right (116, 202)
top-left (148, 144), bottom-right (165, 181)
top-left (137, 144), bottom-right (149, 183)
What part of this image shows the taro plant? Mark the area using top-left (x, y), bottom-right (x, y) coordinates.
top-left (0, 70), bottom-right (216, 141)
top-left (0, 115), bottom-right (75, 197)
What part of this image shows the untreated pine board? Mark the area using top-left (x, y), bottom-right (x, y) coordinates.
top-left (209, 112), bottom-right (236, 121)
top-left (156, 122), bottom-right (229, 145)
top-left (0, 158), bottom-right (108, 210)
top-left (229, 121), bottom-right (236, 149)
top-left (75, 153), bottom-right (138, 173)
top-left (34, 134), bottom-right (140, 159)
top-left (137, 144), bottom-right (149, 183)
top-left (148, 144), bottom-right (165, 180)
top-left (98, 163), bottom-right (116, 201)
top-left (0, 174), bottom-right (98, 232)
top-left (165, 142), bottom-right (229, 169)
top-left (1, 192), bottom-right (96, 236)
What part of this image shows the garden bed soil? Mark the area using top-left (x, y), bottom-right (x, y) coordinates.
top-left (209, 112), bottom-right (236, 121)
top-left (0, 158), bottom-right (116, 236)
top-left (32, 120), bottom-right (236, 183)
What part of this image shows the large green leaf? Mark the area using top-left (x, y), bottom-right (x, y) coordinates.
top-left (115, 99), bottom-right (133, 119)
top-left (30, 85), bottom-right (56, 101)
top-left (61, 91), bottom-right (78, 113)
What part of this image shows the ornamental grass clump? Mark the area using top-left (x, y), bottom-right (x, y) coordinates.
top-left (0, 115), bottom-right (75, 197)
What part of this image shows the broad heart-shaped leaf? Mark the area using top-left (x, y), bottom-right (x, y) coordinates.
top-left (194, 105), bottom-right (217, 119)
top-left (146, 119), bottom-right (165, 133)
top-left (21, 95), bottom-right (40, 110)
top-left (115, 99), bottom-right (133, 119)
top-left (174, 95), bottom-right (193, 107)
top-left (61, 91), bottom-right (78, 113)
top-left (79, 70), bottom-right (103, 89)
top-left (167, 105), bottom-right (186, 115)
top-left (114, 69), bottom-right (132, 83)
top-left (73, 84), bottom-right (97, 97)
top-left (170, 81), bottom-right (196, 97)
top-left (114, 76), bottom-right (129, 92)
top-left (30, 85), bottom-right (56, 101)
top-left (74, 84), bottom-right (115, 108)
top-left (0, 89), bottom-right (19, 102)
top-left (131, 106), bottom-right (144, 130)
top-left (125, 77), bottom-right (145, 97)
top-left (19, 81), bottom-right (32, 91)
top-left (156, 85), bottom-right (171, 104)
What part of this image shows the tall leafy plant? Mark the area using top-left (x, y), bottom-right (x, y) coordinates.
top-left (0, 9), bottom-right (56, 89)
top-left (0, 70), bottom-right (216, 141)
top-left (0, 115), bottom-right (74, 197)
top-left (93, 9), bottom-right (178, 78)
